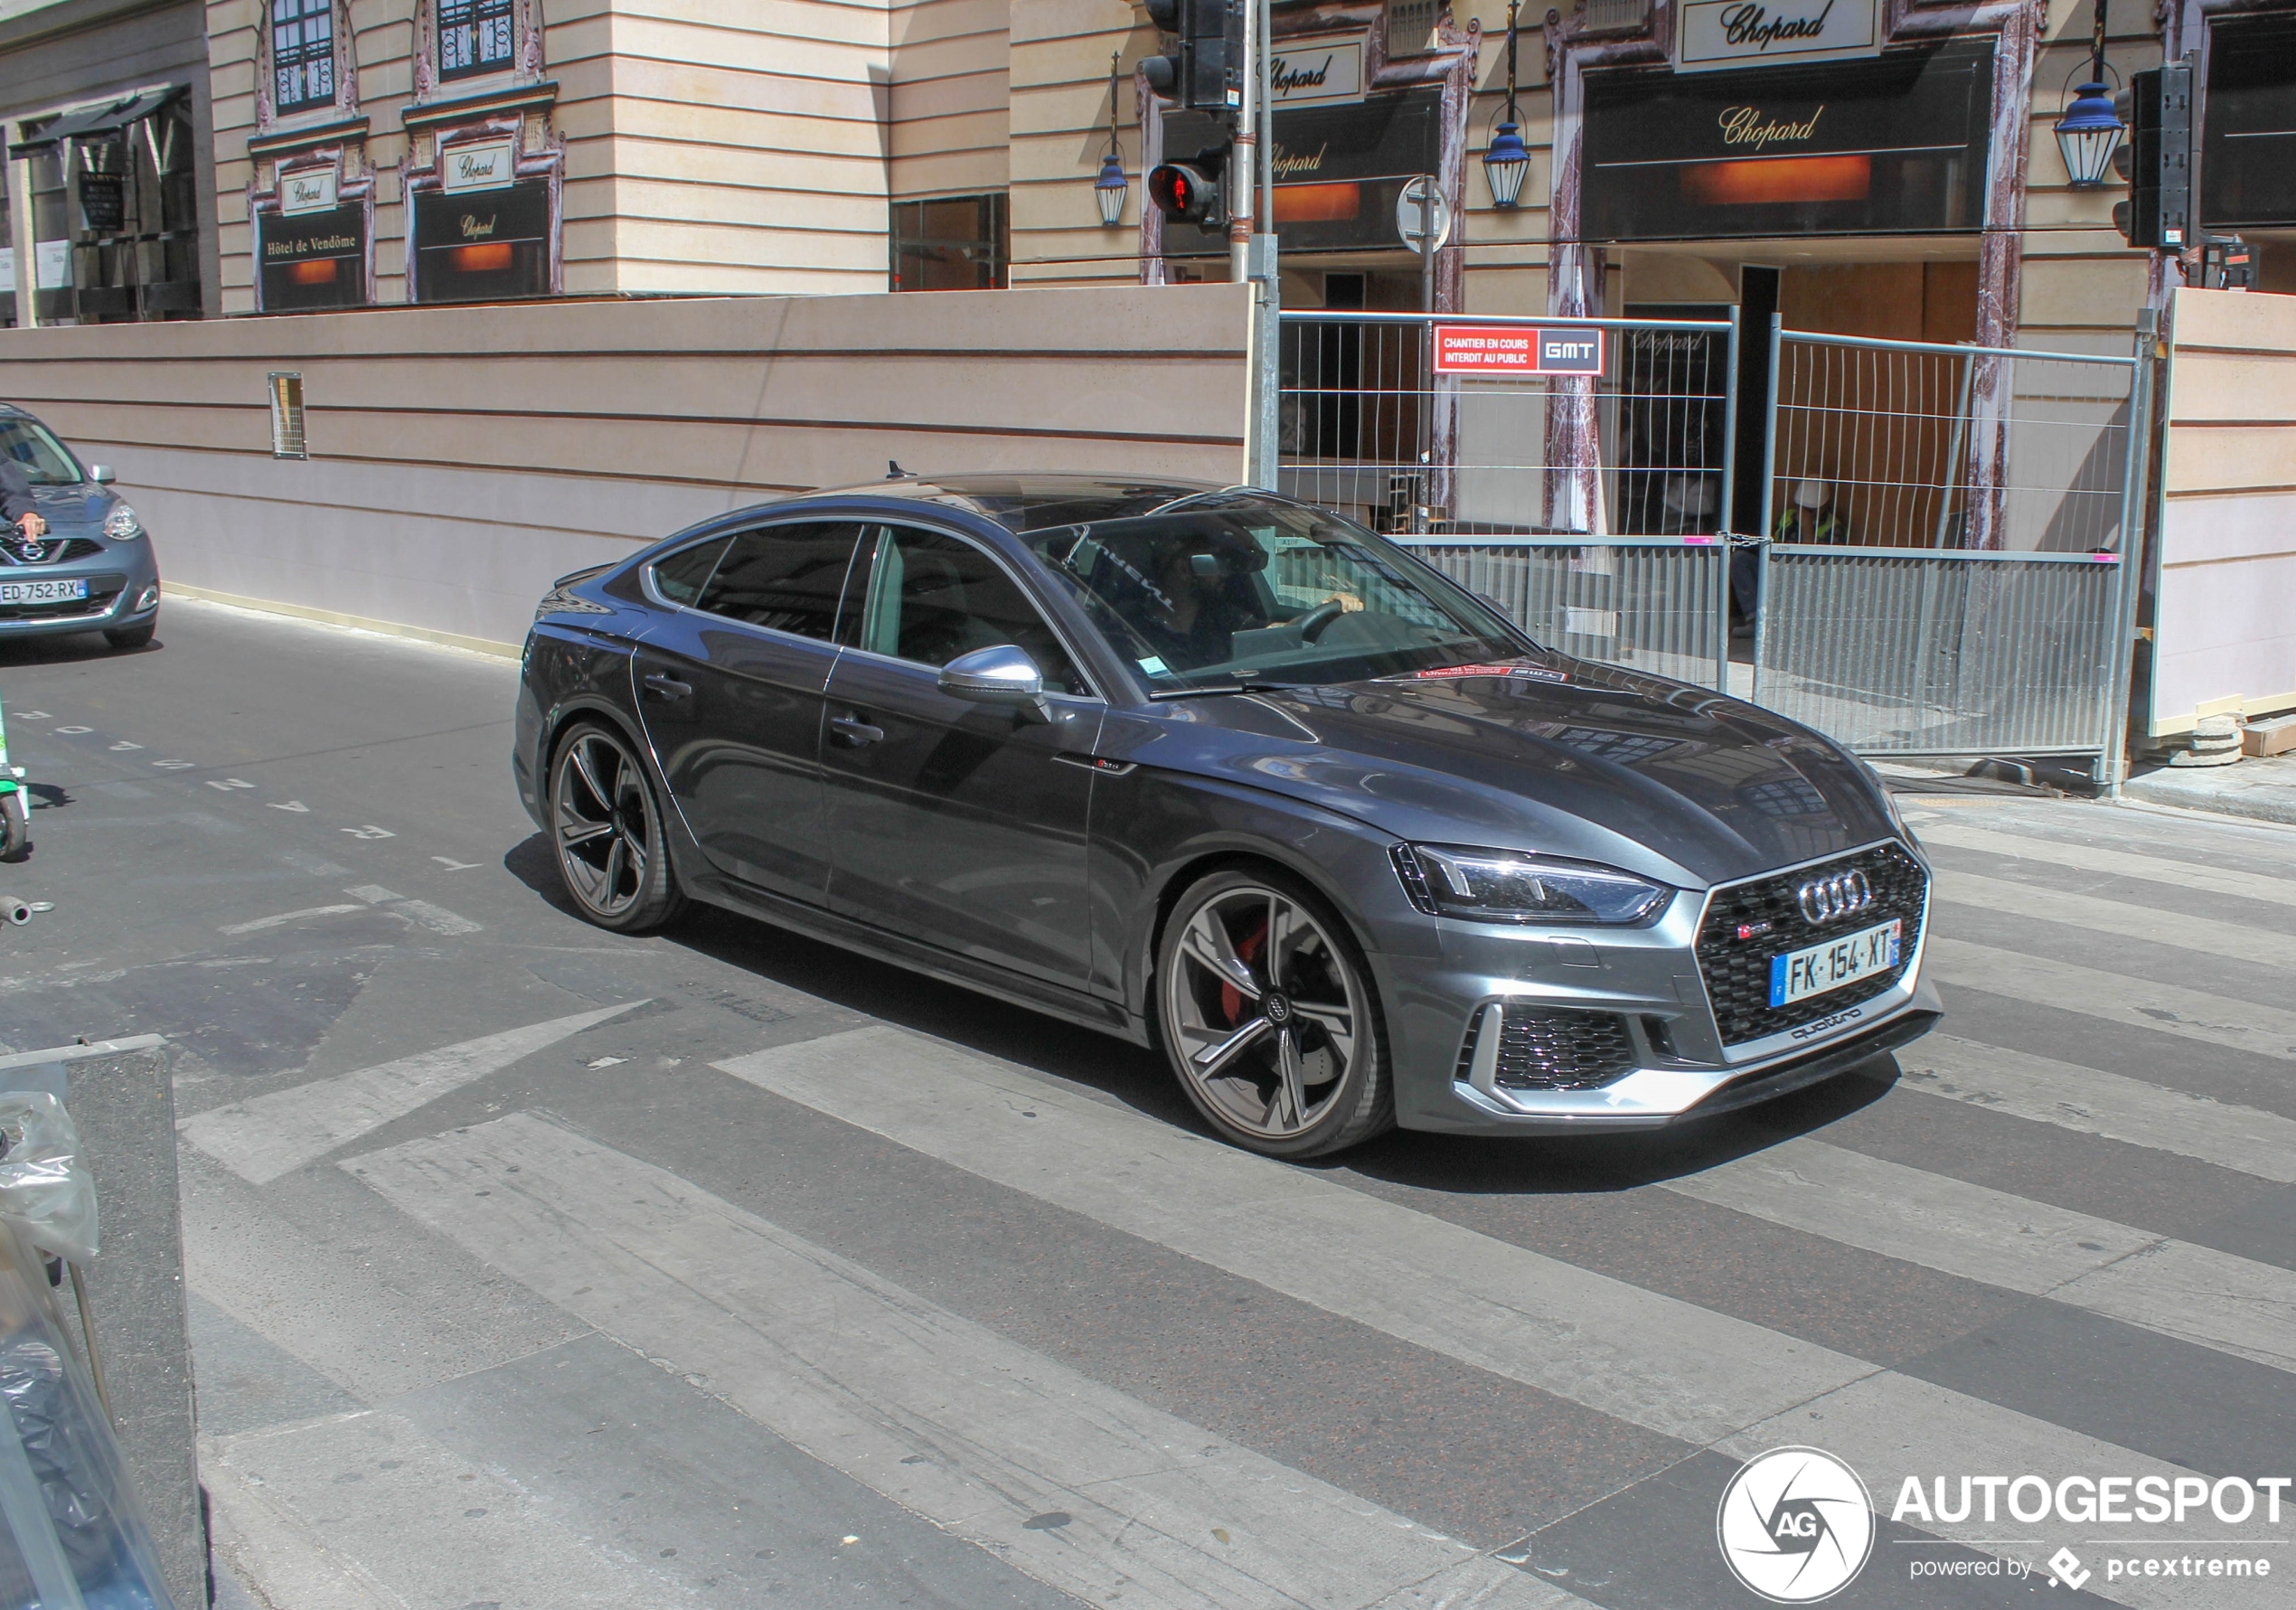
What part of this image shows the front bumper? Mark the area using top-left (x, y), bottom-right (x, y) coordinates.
top-left (0, 549), bottom-right (160, 638)
top-left (1383, 838), bottom-right (1938, 1135)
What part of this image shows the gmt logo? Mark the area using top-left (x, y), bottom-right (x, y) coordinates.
top-left (1717, 1446), bottom-right (1877, 1602)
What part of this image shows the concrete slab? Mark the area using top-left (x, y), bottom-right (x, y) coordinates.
top-left (2123, 750), bottom-right (2296, 825)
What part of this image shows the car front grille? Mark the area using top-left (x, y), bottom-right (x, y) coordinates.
top-left (0, 537), bottom-right (101, 566)
top-left (1461, 1004), bottom-right (1639, 1092)
top-left (1694, 841), bottom-right (1929, 1047)
top-left (0, 571), bottom-right (125, 622)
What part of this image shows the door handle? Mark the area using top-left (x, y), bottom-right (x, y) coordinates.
top-left (641, 673), bottom-right (692, 701)
top-left (829, 714), bottom-right (885, 748)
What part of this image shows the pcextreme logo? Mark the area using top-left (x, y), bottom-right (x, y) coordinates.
top-left (1717, 1446), bottom-right (1876, 1602)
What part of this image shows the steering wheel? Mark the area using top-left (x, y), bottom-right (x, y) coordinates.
top-left (1294, 600), bottom-right (1348, 642)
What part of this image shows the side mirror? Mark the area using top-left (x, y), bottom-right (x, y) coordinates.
top-left (939, 644), bottom-right (1056, 722)
top-left (88, 465), bottom-right (115, 485)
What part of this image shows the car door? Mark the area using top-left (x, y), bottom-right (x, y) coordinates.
top-left (632, 520), bottom-right (866, 903)
top-left (821, 522), bottom-right (1104, 989)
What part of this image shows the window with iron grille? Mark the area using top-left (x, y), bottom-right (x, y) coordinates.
top-left (272, 0), bottom-right (337, 114)
top-left (439, 0), bottom-right (516, 80)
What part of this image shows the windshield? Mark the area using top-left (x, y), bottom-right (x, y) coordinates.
top-left (1029, 496), bottom-right (1530, 693)
top-left (0, 418), bottom-right (82, 486)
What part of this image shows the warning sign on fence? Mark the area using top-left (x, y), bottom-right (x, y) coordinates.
top-left (1431, 325), bottom-right (1606, 376)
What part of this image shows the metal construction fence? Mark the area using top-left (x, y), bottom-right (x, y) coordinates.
top-left (1764, 328), bottom-right (2141, 552)
top-left (1272, 310), bottom-right (2151, 773)
top-left (1400, 537), bottom-right (1731, 692)
top-left (1755, 328), bottom-right (2146, 767)
top-left (1750, 548), bottom-right (2129, 757)
top-left (1277, 309), bottom-right (1737, 540)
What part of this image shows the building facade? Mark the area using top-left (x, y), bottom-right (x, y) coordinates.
top-left (0, 0), bottom-right (2282, 331)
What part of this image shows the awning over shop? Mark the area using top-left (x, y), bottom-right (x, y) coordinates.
top-left (10, 89), bottom-right (183, 157)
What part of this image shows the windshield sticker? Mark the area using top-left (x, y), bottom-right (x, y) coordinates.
top-left (1136, 655), bottom-right (1169, 675)
top-left (1403, 663), bottom-right (1571, 683)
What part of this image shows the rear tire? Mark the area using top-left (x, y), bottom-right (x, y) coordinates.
top-left (1155, 865), bottom-right (1393, 1158)
top-left (105, 618), bottom-right (155, 651)
top-left (548, 720), bottom-right (685, 934)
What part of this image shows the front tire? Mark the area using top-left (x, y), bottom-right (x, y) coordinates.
top-left (548, 720), bottom-right (685, 933)
top-left (105, 618), bottom-right (155, 651)
top-left (1155, 867), bottom-right (1392, 1158)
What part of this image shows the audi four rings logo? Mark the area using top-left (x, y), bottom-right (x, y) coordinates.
top-left (1796, 871), bottom-right (1872, 926)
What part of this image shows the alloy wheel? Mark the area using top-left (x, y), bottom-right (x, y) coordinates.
top-left (553, 728), bottom-right (654, 919)
top-left (1164, 883), bottom-right (1366, 1142)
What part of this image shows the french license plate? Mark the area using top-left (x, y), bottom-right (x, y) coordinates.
top-left (1769, 918), bottom-right (1902, 1008)
top-left (0, 578), bottom-right (88, 606)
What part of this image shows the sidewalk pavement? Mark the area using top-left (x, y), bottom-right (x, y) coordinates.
top-left (2121, 750), bottom-right (2296, 826)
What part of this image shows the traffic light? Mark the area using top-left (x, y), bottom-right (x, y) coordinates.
top-left (1148, 146), bottom-right (1228, 228)
top-left (2113, 61), bottom-right (2192, 250)
top-left (1139, 0), bottom-right (1244, 115)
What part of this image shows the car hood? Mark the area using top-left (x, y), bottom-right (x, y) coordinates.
top-left (1118, 658), bottom-right (1897, 890)
top-left (24, 485), bottom-right (118, 533)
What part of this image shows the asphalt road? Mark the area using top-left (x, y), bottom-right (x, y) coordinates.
top-left (2, 597), bottom-right (2292, 1610)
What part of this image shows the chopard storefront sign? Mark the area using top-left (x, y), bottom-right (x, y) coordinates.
top-left (1586, 40), bottom-right (1992, 240)
top-left (1267, 35), bottom-right (1364, 105)
top-left (1679, 0), bottom-right (1880, 72)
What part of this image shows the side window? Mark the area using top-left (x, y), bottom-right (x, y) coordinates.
top-left (648, 535), bottom-right (731, 607)
top-left (854, 525), bottom-right (1090, 697)
top-left (693, 523), bottom-right (865, 640)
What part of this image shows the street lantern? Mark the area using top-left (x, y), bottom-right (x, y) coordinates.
top-left (1096, 52), bottom-right (1130, 227)
top-left (2056, 80), bottom-right (2125, 189)
top-left (1484, 2), bottom-right (1529, 208)
top-left (1485, 120), bottom-right (1530, 209)
top-left (2053, 0), bottom-right (2123, 191)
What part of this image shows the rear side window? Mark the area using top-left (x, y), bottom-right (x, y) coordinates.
top-left (649, 535), bottom-right (731, 607)
top-left (693, 523), bottom-right (866, 640)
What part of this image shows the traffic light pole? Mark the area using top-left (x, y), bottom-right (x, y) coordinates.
top-left (1229, 0), bottom-right (1255, 283)
top-left (1246, 0), bottom-right (1282, 490)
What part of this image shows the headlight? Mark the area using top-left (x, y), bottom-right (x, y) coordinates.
top-left (1392, 843), bottom-right (1671, 926)
top-left (102, 504), bottom-right (141, 540)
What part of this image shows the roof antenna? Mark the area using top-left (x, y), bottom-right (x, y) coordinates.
top-left (887, 460), bottom-right (908, 479)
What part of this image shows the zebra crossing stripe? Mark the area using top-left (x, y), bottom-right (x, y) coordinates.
top-left (1918, 823), bottom-right (2296, 909)
top-left (1926, 937), bottom-right (2296, 1059)
top-left (1898, 1033), bottom-right (2296, 1183)
top-left (179, 1001), bottom-right (645, 1184)
top-left (346, 1112), bottom-right (1585, 1610)
top-left (730, 1027), bottom-right (1868, 1446)
top-left (713, 1027), bottom-right (2268, 1605)
top-left (1663, 1137), bottom-right (2296, 1374)
top-left (1934, 870), bottom-right (2296, 974)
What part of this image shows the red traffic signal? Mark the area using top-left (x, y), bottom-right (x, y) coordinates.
top-left (1148, 152), bottom-right (1225, 227)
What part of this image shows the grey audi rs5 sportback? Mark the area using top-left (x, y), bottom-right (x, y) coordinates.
top-left (514, 475), bottom-right (1939, 1158)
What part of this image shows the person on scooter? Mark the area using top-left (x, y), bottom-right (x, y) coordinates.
top-left (0, 456), bottom-right (49, 541)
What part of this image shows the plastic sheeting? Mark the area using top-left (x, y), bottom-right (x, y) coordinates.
top-left (0, 1097), bottom-right (96, 1266)
top-left (0, 1219), bottom-right (174, 1608)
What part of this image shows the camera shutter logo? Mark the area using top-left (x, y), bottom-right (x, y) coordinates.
top-left (1716, 1445), bottom-right (1875, 1602)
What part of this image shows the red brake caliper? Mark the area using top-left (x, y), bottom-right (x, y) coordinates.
top-left (1220, 920), bottom-right (1267, 1025)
